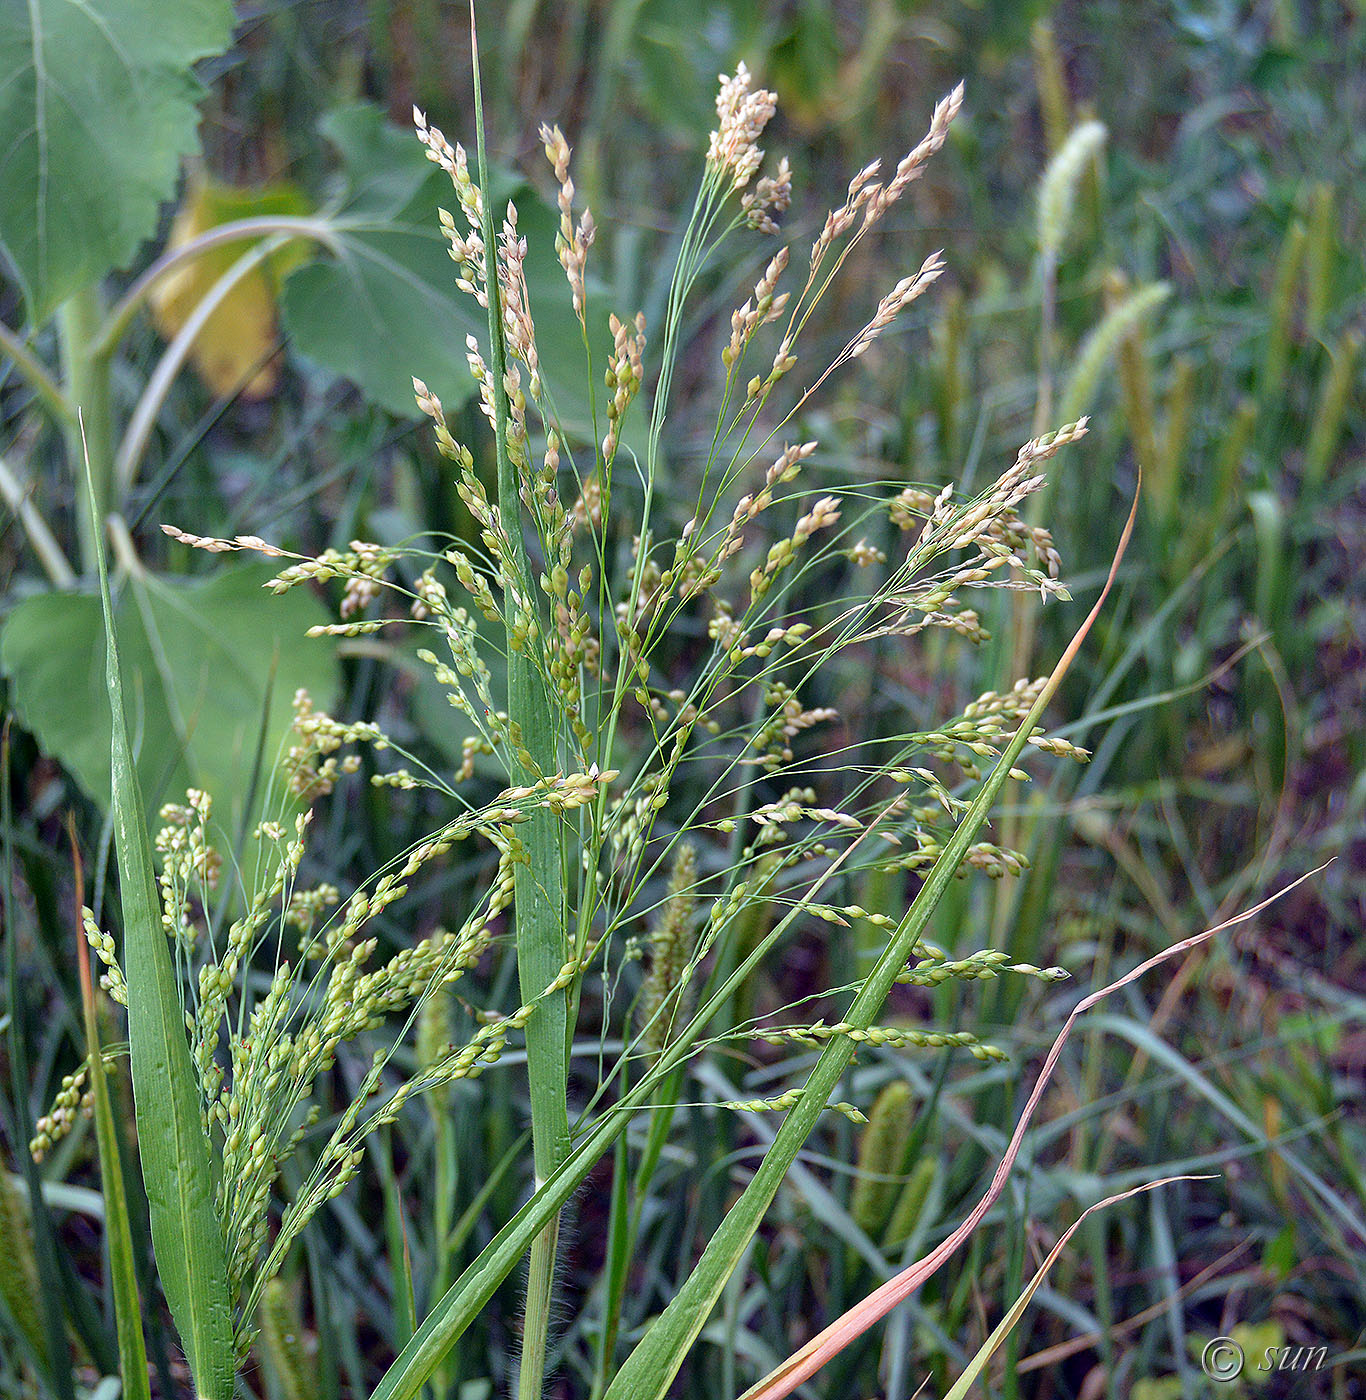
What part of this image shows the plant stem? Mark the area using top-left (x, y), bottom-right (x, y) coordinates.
top-left (114, 237), bottom-right (283, 491)
top-left (71, 822), bottom-right (153, 1400)
top-left (92, 216), bottom-right (342, 361)
top-left (0, 452), bottom-right (77, 587)
top-left (430, 1106), bottom-right (458, 1400)
top-left (0, 318), bottom-right (72, 425)
top-left (58, 286), bottom-right (114, 575)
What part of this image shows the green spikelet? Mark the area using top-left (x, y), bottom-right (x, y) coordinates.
top-left (1037, 119), bottom-right (1106, 261)
top-left (1058, 275), bottom-right (1170, 426)
top-left (1176, 395), bottom-right (1257, 578)
top-left (418, 983), bottom-right (456, 1112)
top-left (1260, 218), bottom-right (1306, 408)
top-left (849, 1080), bottom-right (913, 1238)
top-left (258, 1278), bottom-right (309, 1400)
top-left (882, 1156), bottom-right (937, 1251)
top-left (1155, 353), bottom-right (1195, 529)
top-left (1302, 182), bottom-right (1335, 341)
top-left (1303, 329), bottom-right (1360, 492)
top-left (1031, 19), bottom-right (1070, 155)
top-left (1114, 280), bottom-right (1160, 493)
top-left (1213, 396), bottom-right (1258, 522)
top-left (639, 845), bottom-right (697, 1061)
top-left (0, 1174), bottom-right (47, 1365)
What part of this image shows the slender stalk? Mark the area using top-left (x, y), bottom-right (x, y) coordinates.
top-left (70, 821), bottom-right (152, 1400)
top-left (0, 318), bottom-right (72, 425)
top-left (114, 237), bottom-right (284, 491)
top-left (92, 215), bottom-right (343, 361)
top-left (0, 451), bottom-right (77, 586)
top-left (429, 1103), bottom-right (459, 1400)
top-left (58, 286), bottom-right (114, 574)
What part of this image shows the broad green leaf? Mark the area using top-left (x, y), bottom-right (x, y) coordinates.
top-left (281, 104), bottom-right (599, 432)
top-left (0, 564), bottom-right (339, 835)
top-left (90, 484), bottom-right (234, 1400)
top-left (149, 177), bottom-right (312, 398)
top-left (0, 0), bottom-right (237, 322)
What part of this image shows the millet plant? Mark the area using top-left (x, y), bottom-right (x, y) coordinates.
top-left (41, 32), bottom-right (1276, 1400)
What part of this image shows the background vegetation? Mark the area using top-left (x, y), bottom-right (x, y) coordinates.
top-left (1, 1), bottom-right (1362, 1397)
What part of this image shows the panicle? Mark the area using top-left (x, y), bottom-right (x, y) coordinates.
top-left (540, 122), bottom-right (596, 327)
top-left (707, 62), bottom-right (778, 188)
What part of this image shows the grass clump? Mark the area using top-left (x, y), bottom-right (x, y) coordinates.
top-left (27, 42), bottom-right (1195, 1400)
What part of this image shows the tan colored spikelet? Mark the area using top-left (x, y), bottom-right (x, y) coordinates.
top-left (1154, 353), bottom-right (1195, 525)
top-left (1031, 19), bottom-right (1071, 154)
top-left (1113, 273), bottom-right (1160, 489)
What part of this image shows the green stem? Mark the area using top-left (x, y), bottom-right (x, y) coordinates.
top-left (430, 1107), bottom-right (458, 1399)
top-left (58, 285), bottom-right (114, 575)
top-left (73, 826), bottom-right (153, 1400)
top-left (0, 451), bottom-right (77, 587)
top-left (0, 318), bottom-right (72, 425)
top-left (115, 237), bottom-right (282, 491)
top-left (92, 216), bottom-right (342, 361)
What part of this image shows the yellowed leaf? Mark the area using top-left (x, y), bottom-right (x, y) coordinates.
top-left (149, 175), bottom-right (310, 399)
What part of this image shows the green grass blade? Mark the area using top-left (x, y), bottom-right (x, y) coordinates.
top-left (598, 487), bottom-right (1140, 1400)
top-left (374, 1131), bottom-right (416, 1350)
top-left (468, 16), bottom-right (570, 1398)
top-left (71, 827), bottom-right (152, 1400)
top-left (86, 448), bottom-right (234, 1400)
top-left (2, 723), bottom-right (77, 1400)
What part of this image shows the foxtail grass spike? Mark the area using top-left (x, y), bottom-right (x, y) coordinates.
top-left (1303, 329), bottom-right (1360, 493)
top-left (1037, 119), bottom-right (1105, 261)
top-left (882, 1156), bottom-right (937, 1251)
top-left (1302, 181), bottom-right (1335, 341)
top-left (1260, 219), bottom-right (1306, 408)
top-left (1156, 353), bottom-right (1195, 528)
top-left (1030, 19), bottom-right (1071, 154)
top-left (1059, 277), bottom-right (1170, 427)
top-left (850, 1081), bottom-right (913, 1238)
top-left (0, 1175), bottom-right (46, 1365)
top-left (259, 1279), bottom-right (310, 1400)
